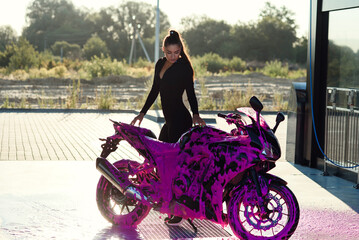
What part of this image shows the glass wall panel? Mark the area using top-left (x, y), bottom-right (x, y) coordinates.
top-left (326, 7), bottom-right (359, 167)
top-left (327, 7), bottom-right (359, 108)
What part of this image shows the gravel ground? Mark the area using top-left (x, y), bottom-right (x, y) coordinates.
top-left (0, 73), bottom-right (305, 109)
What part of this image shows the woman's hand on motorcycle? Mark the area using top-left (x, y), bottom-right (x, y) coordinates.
top-left (193, 114), bottom-right (206, 127)
top-left (131, 112), bottom-right (145, 126)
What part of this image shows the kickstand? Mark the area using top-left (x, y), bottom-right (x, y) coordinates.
top-left (187, 219), bottom-right (197, 232)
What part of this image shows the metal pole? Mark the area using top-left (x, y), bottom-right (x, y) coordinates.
top-left (323, 89), bottom-right (329, 175)
top-left (60, 47), bottom-right (63, 63)
top-left (129, 34), bottom-right (135, 65)
top-left (137, 32), bottom-right (151, 62)
top-left (154, 0), bottom-right (160, 62)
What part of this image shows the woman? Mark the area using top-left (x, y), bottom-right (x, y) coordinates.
top-left (131, 30), bottom-right (205, 225)
top-left (131, 30), bottom-right (205, 140)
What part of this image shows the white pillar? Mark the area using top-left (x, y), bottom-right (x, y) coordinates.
top-left (154, 0), bottom-right (160, 62)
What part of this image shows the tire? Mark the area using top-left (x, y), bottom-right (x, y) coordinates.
top-left (96, 160), bottom-right (151, 226)
top-left (227, 181), bottom-right (300, 240)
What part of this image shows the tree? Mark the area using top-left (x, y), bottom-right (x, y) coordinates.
top-left (181, 16), bottom-right (231, 57)
top-left (293, 36), bottom-right (307, 64)
top-left (230, 23), bottom-right (259, 60)
top-left (256, 2), bottom-right (297, 60)
top-left (327, 40), bottom-right (359, 88)
top-left (83, 35), bottom-right (109, 60)
top-left (7, 37), bottom-right (38, 70)
top-left (231, 2), bottom-right (297, 61)
top-left (108, 1), bottom-right (170, 61)
top-left (23, 0), bottom-right (92, 51)
top-left (23, 0), bottom-right (171, 61)
top-left (0, 25), bottom-right (17, 52)
top-left (0, 45), bottom-right (14, 67)
top-left (85, 7), bottom-right (130, 60)
top-left (51, 41), bottom-right (81, 59)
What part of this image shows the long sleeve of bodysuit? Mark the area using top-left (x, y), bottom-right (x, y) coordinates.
top-left (140, 60), bottom-right (162, 115)
top-left (183, 65), bottom-right (199, 115)
top-left (140, 58), bottom-right (199, 116)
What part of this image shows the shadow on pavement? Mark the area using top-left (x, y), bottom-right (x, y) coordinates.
top-left (292, 163), bottom-right (359, 213)
top-left (93, 225), bottom-right (143, 240)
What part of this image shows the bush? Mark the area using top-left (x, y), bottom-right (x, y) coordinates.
top-left (83, 35), bottom-right (109, 60)
top-left (29, 68), bottom-right (49, 79)
top-left (126, 67), bottom-right (153, 78)
top-left (288, 68), bottom-right (306, 79)
top-left (221, 83), bottom-right (265, 110)
top-left (1, 95), bottom-right (9, 108)
top-left (198, 78), bottom-right (217, 110)
top-left (197, 53), bottom-right (228, 74)
top-left (10, 69), bottom-right (29, 80)
top-left (192, 54), bottom-right (247, 75)
top-left (133, 57), bottom-right (153, 68)
top-left (0, 67), bottom-right (6, 76)
top-left (27, 65), bottom-right (68, 79)
top-left (37, 50), bottom-right (55, 69)
top-left (272, 93), bottom-right (288, 111)
top-left (262, 60), bottom-right (289, 78)
top-left (84, 55), bottom-right (127, 78)
top-left (228, 57), bottom-right (246, 72)
top-left (66, 79), bottom-right (81, 109)
top-left (96, 87), bottom-right (115, 110)
top-left (63, 58), bottom-right (83, 71)
top-left (51, 41), bottom-right (81, 60)
top-left (222, 89), bottom-right (247, 111)
top-left (191, 57), bottom-right (209, 77)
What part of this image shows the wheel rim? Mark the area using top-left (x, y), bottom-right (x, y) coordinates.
top-left (239, 187), bottom-right (290, 237)
top-left (97, 160), bottom-right (153, 226)
top-left (107, 187), bottom-right (138, 216)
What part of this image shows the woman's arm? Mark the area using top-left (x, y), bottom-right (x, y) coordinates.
top-left (192, 113), bottom-right (206, 126)
top-left (131, 60), bottom-right (162, 125)
top-left (184, 65), bottom-right (205, 126)
top-left (184, 66), bottom-right (199, 115)
top-left (140, 60), bottom-right (162, 115)
top-left (130, 112), bottom-right (145, 126)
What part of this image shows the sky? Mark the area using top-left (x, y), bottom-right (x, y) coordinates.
top-left (0, 0), bottom-right (310, 37)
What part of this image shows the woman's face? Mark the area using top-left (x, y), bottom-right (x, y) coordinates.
top-left (163, 44), bottom-right (181, 64)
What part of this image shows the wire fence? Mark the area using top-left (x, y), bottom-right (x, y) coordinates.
top-left (325, 87), bottom-right (359, 184)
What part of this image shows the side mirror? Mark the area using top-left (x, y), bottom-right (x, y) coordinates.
top-left (249, 96), bottom-right (263, 113)
top-left (276, 112), bottom-right (285, 123)
top-left (272, 112), bottom-right (285, 133)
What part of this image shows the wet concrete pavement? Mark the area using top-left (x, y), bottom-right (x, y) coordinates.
top-left (0, 110), bottom-right (359, 240)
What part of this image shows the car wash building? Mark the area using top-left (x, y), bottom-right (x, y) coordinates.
top-left (286, 0), bottom-right (359, 186)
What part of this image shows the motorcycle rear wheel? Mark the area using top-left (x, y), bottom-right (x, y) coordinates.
top-left (227, 181), bottom-right (299, 240)
top-left (96, 160), bottom-right (151, 226)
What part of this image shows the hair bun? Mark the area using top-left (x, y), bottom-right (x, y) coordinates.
top-left (170, 30), bottom-right (179, 38)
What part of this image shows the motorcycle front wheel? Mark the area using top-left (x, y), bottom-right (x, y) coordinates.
top-left (227, 181), bottom-right (300, 240)
top-left (96, 160), bottom-right (151, 226)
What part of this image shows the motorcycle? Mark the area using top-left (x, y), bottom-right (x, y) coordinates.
top-left (95, 96), bottom-right (300, 239)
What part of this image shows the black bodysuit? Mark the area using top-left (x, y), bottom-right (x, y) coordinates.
top-left (140, 57), bottom-right (199, 143)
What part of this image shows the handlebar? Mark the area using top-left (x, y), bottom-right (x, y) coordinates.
top-left (218, 113), bottom-right (243, 130)
top-left (217, 113), bottom-right (227, 118)
top-left (218, 113), bottom-right (241, 119)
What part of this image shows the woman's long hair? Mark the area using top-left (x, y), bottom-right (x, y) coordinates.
top-left (163, 30), bottom-right (194, 77)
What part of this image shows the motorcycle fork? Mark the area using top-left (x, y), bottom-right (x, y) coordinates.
top-left (249, 168), bottom-right (268, 212)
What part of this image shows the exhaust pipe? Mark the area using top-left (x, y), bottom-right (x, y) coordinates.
top-left (96, 158), bottom-right (151, 205)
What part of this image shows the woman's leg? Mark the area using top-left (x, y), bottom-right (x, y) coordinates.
top-left (164, 114), bottom-right (191, 225)
top-left (166, 113), bottom-right (192, 143)
top-left (158, 123), bottom-right (169, 142)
